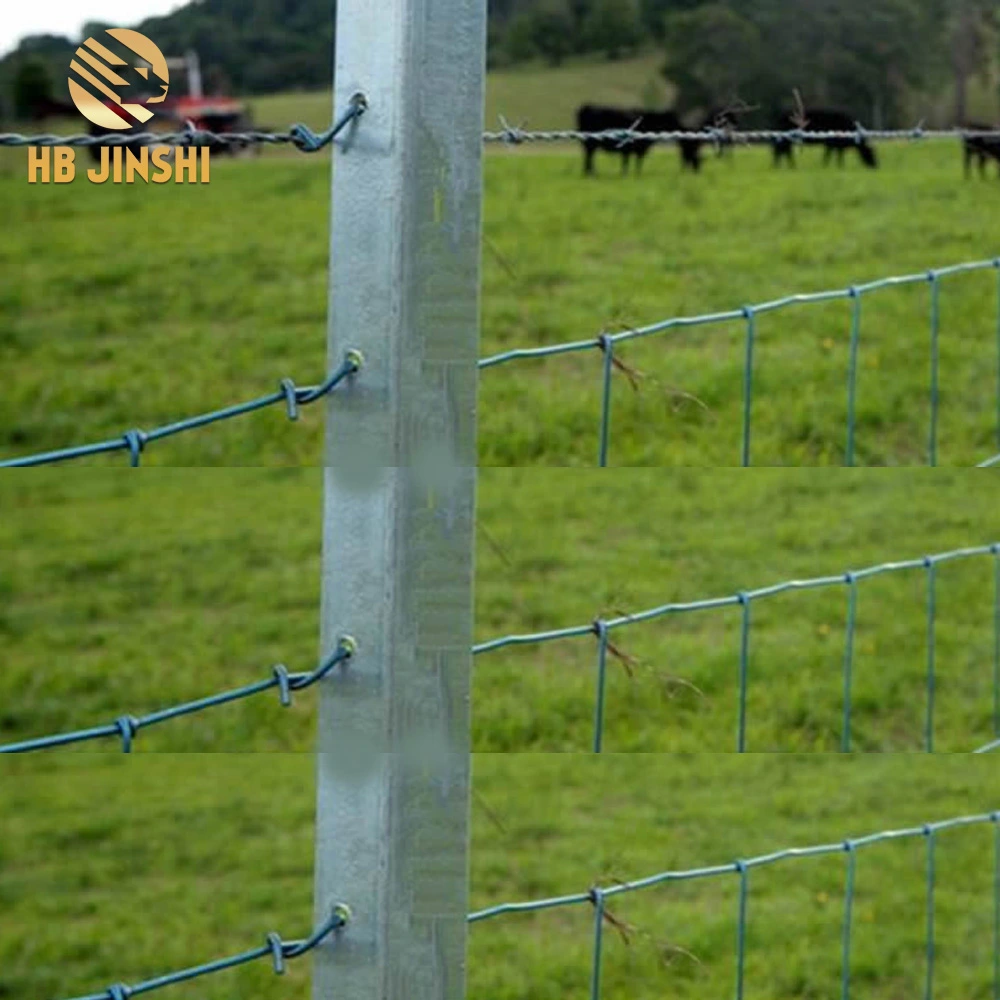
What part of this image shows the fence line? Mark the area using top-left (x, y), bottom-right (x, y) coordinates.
top-left (0, 95), bottom-right (367, 152)
top-left (62, 903), bottom-right (350, 1000)
top-left (7, 125), bottom-right (1000, 150)
top-left (480, 256), bottom-right (1000, 467)
top-left (0, 638), bottom-right (354, 754)
top-left (482, 125), bottom-right (1000, 146)
top-left (6, 259), bottom-right (1000, 468)
top-left (4, 545), bottom-right (998, 755)
top-left (0, 351), bottom-right (361, 468)
top-left (42, 808), bottom-right (1000, 1000)
top-left (475, 542), bottom-right (1000, 753)
top-left (469, 811), bottom-right (1000, 1000)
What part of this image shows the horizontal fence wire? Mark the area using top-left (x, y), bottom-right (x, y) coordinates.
top-left (62, 904), bottom-right (350, 1000)
top-left (0, 94), bottom-right (367, 153)
top-left (482, 125), bottom-right (1000, 145)
top-left (0, 638), bottom-right (355, 754)
top-left (474, 543), bottom-right (1000, 753)
top-left (480, 257), bottom-right (1000, 467)
top-left (6, 124), bottom-right (1000, 149)
top-left (468, 811), bottom-right (1000, 1000)
top-left (0, 351), bottom-right (361, 467)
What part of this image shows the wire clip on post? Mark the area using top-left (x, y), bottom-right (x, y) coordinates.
top-left (0, 349), bottom-right (362, 468)
top-left (65, 904), bottom-right (351, 1000)
top-left (0, 95), bottom-right (369, 152)
top-left (0, 636), bottom-right (357, 754)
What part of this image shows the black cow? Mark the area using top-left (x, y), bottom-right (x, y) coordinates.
top-left (576, 104), bottom-right (700, 175)
top-left (771, 108), bottom-right (878, 169)
top-left (962, 122), bottom-right (1000, 178)
top-left (678, 106), bottom-right (745, 172)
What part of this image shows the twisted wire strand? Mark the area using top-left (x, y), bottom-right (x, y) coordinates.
top-left (0, 637), bottom-right (356, 754)
top-left (0, 351), bottom-right (362, 468)
top-left (483, 125), bottom-right (1000, 145)
top-left (0, 94), bottom-right (368, 153)
top-left (65, 903), bottom-right (351, 1000)
top-left (478, 257), bottom-right (1000, 369)
top-left (468, 811), bottom-right (1000, 922)
top-left (474, 543), bottom-right (1000, 654)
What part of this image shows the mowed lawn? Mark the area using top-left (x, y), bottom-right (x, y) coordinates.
top-left (1, 470), bottom-right (998, 753)
top-left (0, 755), bottom-right (997, 1000)
top-left (1, 136), bottom-right (1000, 466)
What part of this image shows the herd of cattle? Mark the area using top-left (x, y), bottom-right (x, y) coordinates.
top-left (575, 104), bottom-right (1000, 176)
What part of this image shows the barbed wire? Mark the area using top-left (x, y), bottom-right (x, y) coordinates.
top-left (0, 637), bottom-right (355, 754)
top-left (482, 124), bottom-right (1000, 145)
top-left (64, 903), bottom-right (351, 1000)
top-left (480, 256), bottom-right (1000, 467)
top-left (0, 93), bottom-right (368, 152)
top-left (5, 122), bottom-right (1000, 150)
top-left (469, 811), bottom-right (1000, 1000)
top-left (475, 542), bottom-right (1000, 752)
top-left (0, 350), bottom-right (362, 467)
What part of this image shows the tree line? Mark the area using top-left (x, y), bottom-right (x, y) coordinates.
top-left (1, 0), bottom-right (996, 127)
top-left (491, 0), bottom-right (998, 126)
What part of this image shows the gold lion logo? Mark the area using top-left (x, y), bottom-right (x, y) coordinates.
top-left (69, 29), bottom-right (169, 130)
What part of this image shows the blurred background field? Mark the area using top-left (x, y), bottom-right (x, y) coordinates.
top-left (0, 755), bottom-right (996, 1000)
top-left (2, 469), bottom-right (998, 753)
top-left (2, 136), bottom-right (1000, 467)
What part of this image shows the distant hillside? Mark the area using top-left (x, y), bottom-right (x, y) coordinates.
top-left (0, 0), bottom-right (336, 118)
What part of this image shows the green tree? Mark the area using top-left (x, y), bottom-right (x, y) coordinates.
top-left (12, 58), bottom-right (53, 120)
top-left (662, 4), bottom-right (763, 114)
top-left (533, 1), bottom-right (576, 65)
top-left (583, 0), bottom-right (642, 60)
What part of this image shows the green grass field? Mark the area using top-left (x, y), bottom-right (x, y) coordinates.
top-left (2, 135), bottom-right (1000, 467)
top-left (1, 470), bottom-right (998, 753)
top-left (1, 756), bottom-right (996, 1000)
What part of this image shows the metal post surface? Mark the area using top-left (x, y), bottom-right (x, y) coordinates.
top-left (312, 0), bottom-right (485, 996)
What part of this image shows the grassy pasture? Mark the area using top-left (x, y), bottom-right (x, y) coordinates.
top-left (1, 469), bottom-right (998, 753)
top-left (0, 755), bottom-right (996, 1000)
top-left (2, 134), bottom-right (1000, 466)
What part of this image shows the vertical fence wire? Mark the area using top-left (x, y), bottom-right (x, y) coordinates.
top-left (842, 575), bottom-right (858, 752)
top-left (845, 289), bottom-right (862, 466)
top-left (741, 308), bottom-right (756, 467)
top-left (994, 549), bottom-right (1000, 741)
top-left (737, 594), bottom-right (752, 751)
top-left (841, 842), bottom-right (857, 1000)
top-left (593, 621), bottom-right (609, 753)
top-left (994, 817), bottom-right (1000, 1000)
top-left (598, 335), bottom-right (613, 468)
top-left (589, 889), bottom-right (605, 1000)
top-left (995, 264), bottom-right (1000, 454)
top-left (925, 560), bottom-right (937, 753)
top-left (928, 273), bottom-right (941, 467)
top-left (924, 827), bottom-right (936, 1000)
top-left (735, 862), bottom-right (749, 1000)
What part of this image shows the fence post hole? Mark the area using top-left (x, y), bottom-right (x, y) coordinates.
top-left (312, 0), bottom-right (486, 995)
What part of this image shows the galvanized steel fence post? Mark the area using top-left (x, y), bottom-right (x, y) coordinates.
top-left (312, 0), bottom-right (486, 997)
